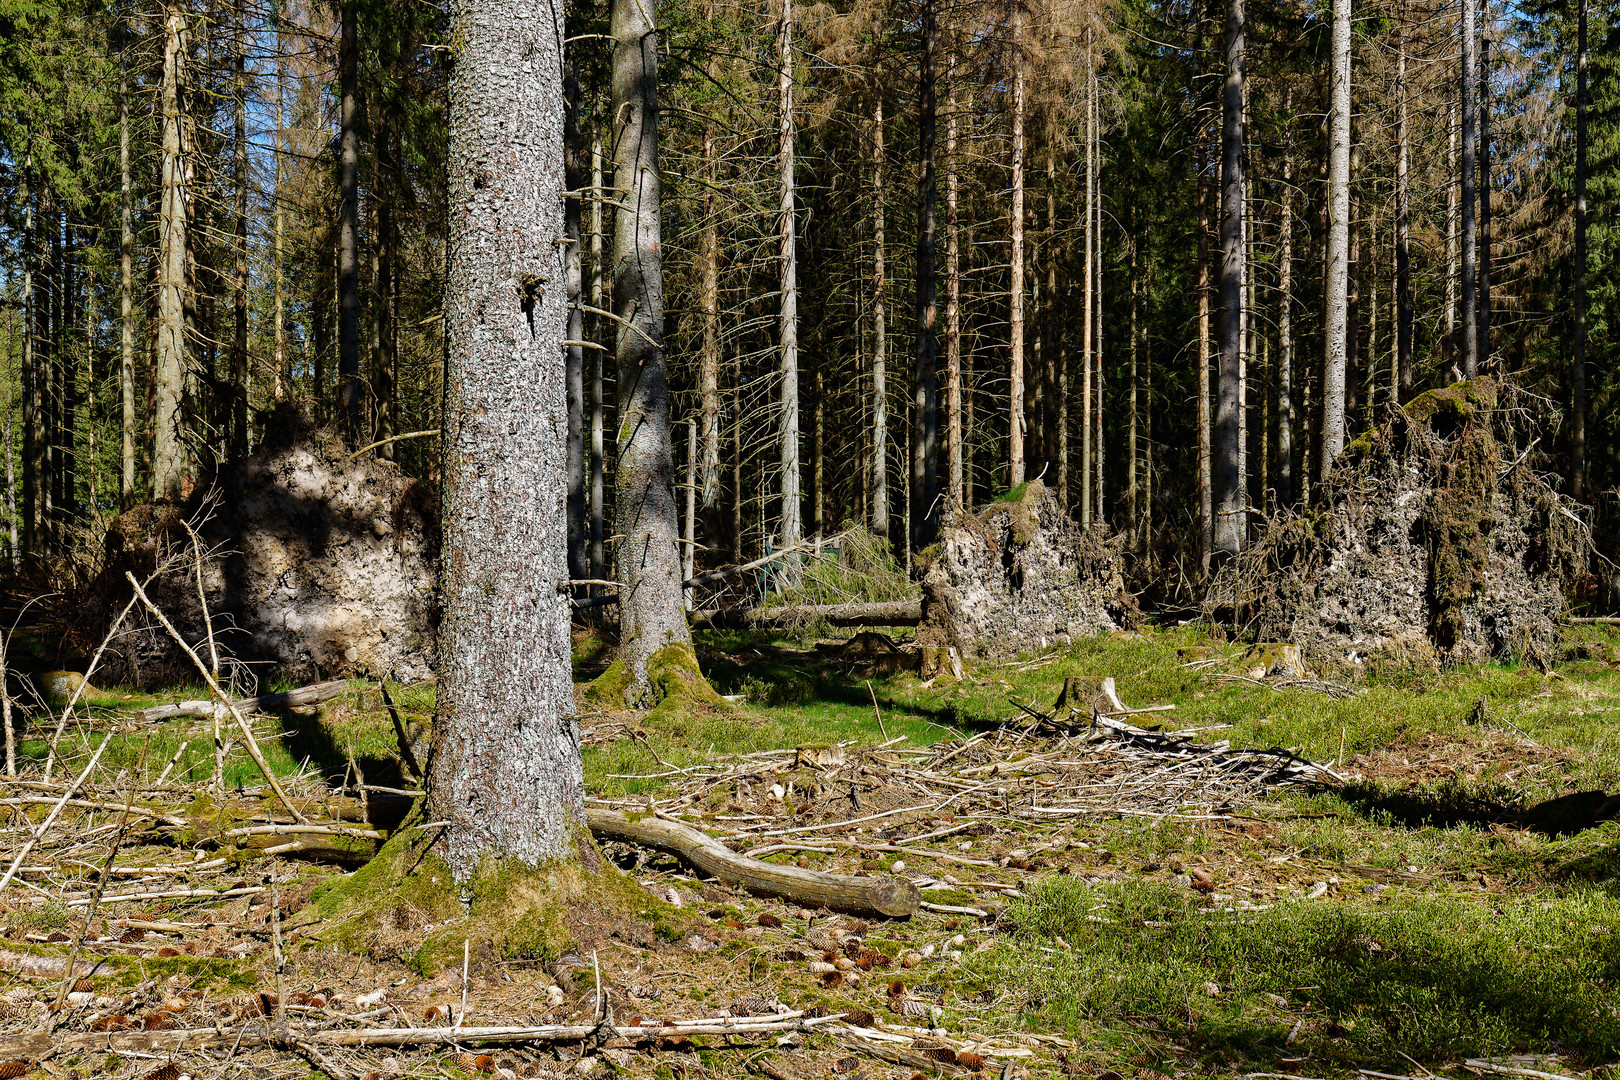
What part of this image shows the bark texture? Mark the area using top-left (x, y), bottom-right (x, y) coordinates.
top-left (427, 0), bottom-right (585, 873)
top-left (611, 0), bottom-right (695, 697)
top-left (1212, 0), bottom-right (1244, 559)
top-left (1321, 0), bottom-right (1351, 480)
top-left (152, 5), bottom-right (190, 504)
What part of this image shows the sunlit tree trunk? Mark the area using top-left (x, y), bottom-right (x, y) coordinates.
top-left (564, 62), bottom-right (587, 590)
top-left (1081, 35), bottom-right (1094, 524)
top-left (1460, 0), bottom-right (1478, 377)
top-left (911, 0), bottom-right (938, 551)
top-left (945, 55), bottom-right (962, 511)
top-left (1213, 0), bottom-right (1245, 559)
top-left (612, 0), bottom-right (694, 690)
top-left (1320, 0), bottom-right (1351, 481)
top-left (427, 0), bottom-right (585, 874)
top-left (153, 5), bottom-right (191, 503)
top-left (1008, 8), bottom-right (1026, 489)
top-left (1277, 141), bottom-right (1294, 507)
top-left (589, 120), bottom-right (607, 581)
top-left (1573, 0), bottom-right (1588, 498)
top-left (777, 0), bottom-right (801, 563)
top-left (119, 21), bottom-right (135, 507)
top-left (1395, 7), bottom-right (1411, 402)
top-left (1477, 9), bottom-right (1492, 364)
top-left (870, 17), bottom-right (888, 541)
top-left (231, 0), bottom-right (249, 461)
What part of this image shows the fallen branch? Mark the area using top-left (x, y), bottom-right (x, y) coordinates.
top-left (0, 1011), bottom-right (846, 1058)
top-left (138, 680), bottom-right (349, 723)
top-left (586, 807), bottom-right (920, 917)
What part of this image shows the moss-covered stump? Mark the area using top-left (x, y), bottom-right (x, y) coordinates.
top-left (586, 640), bottom-right (730, 721)
top-left (917, 481), bottom-right (1138, 659)
top-left (1213, 377), bottom-right (1588, 673)
top-left (299, 811), bottom-right (688, 972)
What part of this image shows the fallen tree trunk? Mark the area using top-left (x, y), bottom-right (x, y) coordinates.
top-left (688, 600), bottom-right (922, 630)
top-left (138, 679), bottom-right (348, 722)
top-left (0, 1012), bottom-right (845, 1058)
top-left (585, 807), bottom-right (920, 917)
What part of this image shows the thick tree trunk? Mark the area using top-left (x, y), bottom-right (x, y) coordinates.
top-left (1320, 0), bottom-right (1351, 482)
top-left (1573, 0), bottom-right (1587, 499)
top-left (777, 0), bottom-right (801, 564)
top-left (152, 5), bottom-right (190, 504)
top-left (612, 0), bottom-right (695, 692)
top-left (428, 0), bottom-right (585, 874)
top-left (1212, 0), bottom-right (1244, 560)
top-left (912, 0), bottom-right (938, 553)
top-left (1008, 11), bottom-right (1026, 489)
top-left (338, 1), bottom-right (362, 439)
top-left (1460, 0), bottom-right (1478, 377)
top-left (565, 65), bottom-right (587, 592)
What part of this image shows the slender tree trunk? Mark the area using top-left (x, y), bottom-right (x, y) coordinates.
top-left (1446, 101), bottom-right (1457, 367)
top-left (1573, 0), bottom-right (1588, 499)
top-left (1008, 10), bottom-right (1026, 489)
top-left (428, 0), bottom-right (585, 875)
top-left (1213, 0), bottom-right (1245, 559)
top-left (1395, 8), bottom-right (1411, 402)
top-left (589, 120), bottom-right (607, 580)
top-left (119, 21), bottom-right (136, 507)
top-left (1093, 103), bottom-right (1104, 526)
top-left (21, 165), bottom-right (36, 553)
top-left (1320, 0), bottom-right (1351, 482)
top-left (945, 56), bottom-right (962, 511)
top-left (565, 63), bottom-right (587, 592)
top-left (273, 16), bottom-right (286, 405)
top-left (338, 0), bottom-right (362, 439)
top-left (699, 87), bottom-right (721, 523)
top-left (1460, 0), bottom-right (1478, 377)
top-left (153, 5), bottom-right (191, 503)
top-left (1277, 144), bottom-right (1294, 507)
top-left (612, 0), bottom-right (695, 691)
top-left (1197, 136), bottom-right (1211, 566)
top-left (1081, 37), bottom-right (1094, 524)
top-left (911, 0), bottom-right (938, 552)
top-left (776, 0), bottom-right (801, 565)
top-left (870, 24), bottom-right (888, 542)
top-left (1046, 124), bottom-right (1061, 508)
top-left (231, 0), bottom-right (249, 462)
top-left (1127, 235), bottom-right (1139, 541)
top-left (379, 205), bottom-right (396, 457)
top-left (1477, 11), bottom-right (1492, 365)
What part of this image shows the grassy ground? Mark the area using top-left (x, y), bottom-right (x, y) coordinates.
top-left (13, 623), bottom-right (1620, 1078)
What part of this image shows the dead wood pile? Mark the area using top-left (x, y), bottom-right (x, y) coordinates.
top-left (917, 481), bottom-right (1138, 659)
top-left (1211, 378), bottom-right (1589, 673)
top-left (93, 418), bottom-right (439, 687)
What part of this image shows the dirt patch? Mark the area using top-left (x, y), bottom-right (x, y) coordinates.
top-left (918, 481), bottom-right (1137, 659)
top-left (1213, 378), bottom-right (1588, 674)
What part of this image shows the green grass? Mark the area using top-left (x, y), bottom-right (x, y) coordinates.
top-left (970, 875), bottom-right (1620, 1068)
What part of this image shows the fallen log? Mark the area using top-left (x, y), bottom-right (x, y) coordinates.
top-left (0, 1012), bottom-right (846, 1058)
top-left (688, 600), bottom-right (922, 631)
top-left (585, 807), bottom-right (920, 917)
top-left (138, 679), bottom-right (348, 723)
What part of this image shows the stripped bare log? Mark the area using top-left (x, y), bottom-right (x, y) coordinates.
top-left (585, 807), bottom-right (920, 917)
top-left (689, 600), bottom-right (921, 630)
top-left (138, 679), bottom-right (349, 723)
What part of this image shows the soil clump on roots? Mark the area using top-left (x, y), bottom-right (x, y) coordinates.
top-left (917, 480), bottom-right (1138, 659)
top-left (1212, 377), bottom-right (1588, 673)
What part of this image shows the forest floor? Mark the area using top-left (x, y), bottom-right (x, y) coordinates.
top-left (4, 624), bottom-right (1620, 1080)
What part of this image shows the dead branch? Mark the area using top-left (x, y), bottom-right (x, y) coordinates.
top-left (689, 600), bottom-right (922, 630)
top-left (137, 680), bottom-right (349, 723)
top-left (586, 808), bottom-right (920, 917)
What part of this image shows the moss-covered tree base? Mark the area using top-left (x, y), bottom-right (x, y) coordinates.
top-left (299, 806), bottom-right (691, 973)
top-left (586, 640), bottom-right (732, 724)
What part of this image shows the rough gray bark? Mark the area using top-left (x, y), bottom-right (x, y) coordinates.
top-left (1460, 0), bottom-right (1478, 377)
top-left (611, 0), bottom-right (695, 692)
top-left (699, 103), bottom-right (721, 519)
top-left (337, 2), bottom-right (362, 440)
top-left (1477, 13), bottom-right (1492, 363)
top-left (152, 5), bottom-right (190, 504)
top-left (1212, 0), bottom-right (1244, 560)
top-left (777, 0), bottom-right (801, 560)
top-left (1320, 0), bottom-right (1351, 482)
top-left (1277, 141), bottom-right (1294, 507)
top-left (589, 122), bottom-right (607, 581)
top-left (1197, 135), bottom-right (1211, 565)
top-left (427, 0), bottom-right (584, 873)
